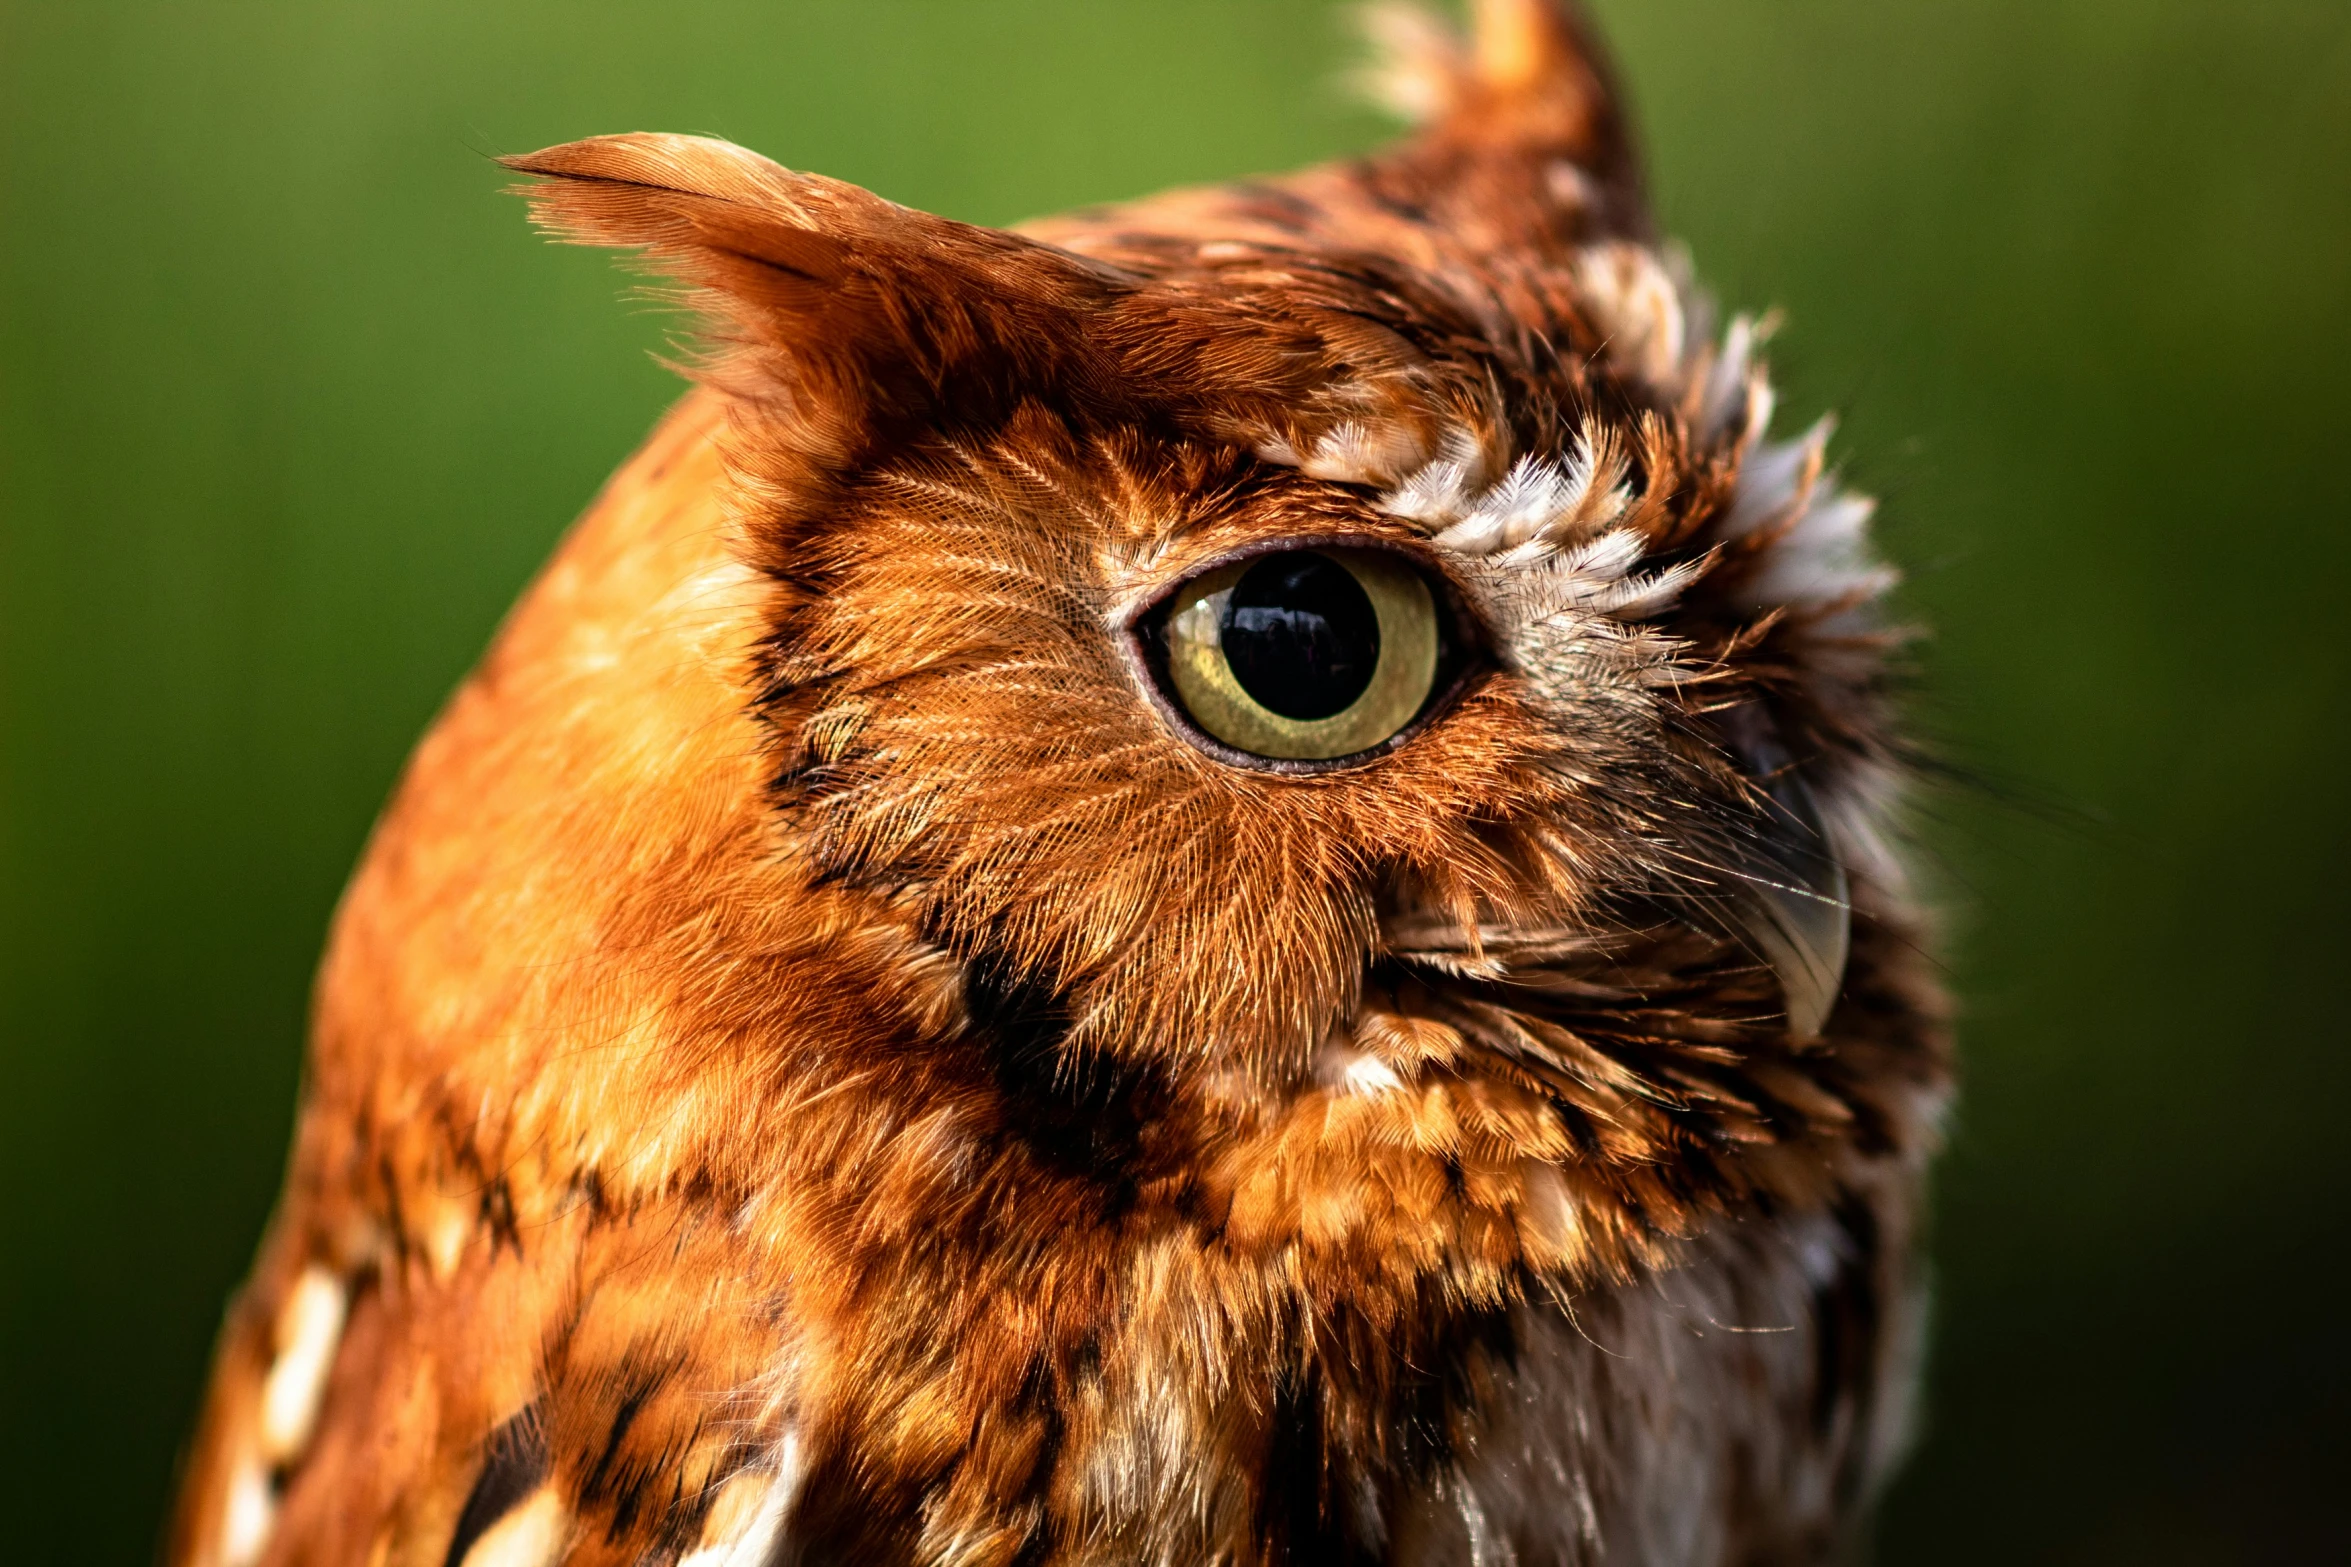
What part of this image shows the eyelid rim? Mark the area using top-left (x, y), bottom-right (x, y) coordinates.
top-left (1111, 535), bottom-right (1487, 777)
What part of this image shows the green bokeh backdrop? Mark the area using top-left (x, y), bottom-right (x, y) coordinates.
top-left (4, 2), bottom-right (2346, 1560)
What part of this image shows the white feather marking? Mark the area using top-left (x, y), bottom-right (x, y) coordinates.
top-left (1352, 0), bottom-right (1466, 124)
top-left (1572, 243), bottom-right (1688, 391)
top-left (1380, 424), bottom-right (1490, 528)
top-left (423, 1195), bottom-right (469, 1279)
top-left (258, 1265), bottom-right (346, 1464)
top-left (1517, 1162), bottom-right (1580, 1268)
top-left (220, 1450), bottom-right (274, 1567)
top-left (679, 1431), bottom-right (804, 1567)
top-left (1370, 237), bottom-right (1895, 694)
top-left (1294, 419), bottom-right (1432, 486)
top-left (1698, 316), bottom-right (1765, 443)
top-left (1741, 492), bottom-right (1892, 612)
top-left (1722, 420), bottom-right (1830, 539)
top-left (1547, 158), bottom-right (1602, 214)
top-left (1416, 437), bottom-right (1631, 560)
top-left (456, 1487), bottom-right (567, 1567)
top-left (1315, 1040), bottom-right (1406, 1097)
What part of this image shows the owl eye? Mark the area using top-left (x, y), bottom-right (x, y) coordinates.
top-left (1149, 547), bottom-right (1451, 765)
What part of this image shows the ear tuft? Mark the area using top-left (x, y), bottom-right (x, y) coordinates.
top-left (1469, 0), bottom-right (1608, 101)
top-left (1356, 3), bottom-right (1471, 124)
top-left (503, 135), bottom-right (864, 351)
top-left (1359, 1), bottom-right (1639, 202)
top-left (504, 134), bottom-right (1127, 439)
top-left (504, 133), bottom-right (825, 250)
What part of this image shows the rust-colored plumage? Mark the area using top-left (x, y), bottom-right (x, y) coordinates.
top-left (170, 4), bottom-right (1947, 1564)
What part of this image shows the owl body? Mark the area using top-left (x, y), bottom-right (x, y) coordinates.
top-left (170, 5), bottom-right (1946, 1565)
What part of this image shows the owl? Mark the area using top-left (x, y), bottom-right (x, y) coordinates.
top-left (167, 2), bottom-right (1947, 1564)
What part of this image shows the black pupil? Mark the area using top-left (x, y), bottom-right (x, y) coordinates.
top-left (1219, 552), bottom-right (1381, 720)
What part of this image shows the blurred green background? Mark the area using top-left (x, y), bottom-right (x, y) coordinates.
top-left (3, 0), bottom-right (2345, 1560)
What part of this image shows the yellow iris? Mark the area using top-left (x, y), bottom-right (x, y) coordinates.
top-left (1163, 548), bottom-right (1440, 761)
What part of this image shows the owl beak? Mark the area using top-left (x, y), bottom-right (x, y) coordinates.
top-left (1727, 768), bottom-right (1851, 1039)
top-left (1738, 854), bottom-right (1850, 1039)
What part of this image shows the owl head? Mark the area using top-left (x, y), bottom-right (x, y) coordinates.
top-left (502, 0), bottom-right (1890, 1106)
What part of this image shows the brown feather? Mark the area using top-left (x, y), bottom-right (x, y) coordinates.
top-left (171, 5), bottom-right (1947, 1564)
